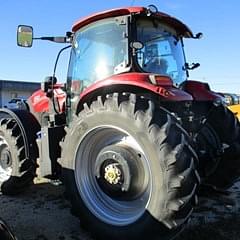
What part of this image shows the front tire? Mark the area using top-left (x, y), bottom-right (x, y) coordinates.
top-left (0, 118), bottom-right (36, 195)
top-left (61, 93), bottom-right (199, 240)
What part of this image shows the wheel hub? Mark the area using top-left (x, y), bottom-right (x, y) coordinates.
top-left (95, 144), bottom-right (146, 200)
top-left (0, 140), bottom-right (12, 182)
top-left (104, 163), bottom-right (122, 185)
top-left (0, 148), bottom-right (12, 170)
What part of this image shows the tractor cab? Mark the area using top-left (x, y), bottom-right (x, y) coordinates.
top-left (67, 6), bottom-right (197, 94)
top-left (17, 6), bottom-right (200, 95)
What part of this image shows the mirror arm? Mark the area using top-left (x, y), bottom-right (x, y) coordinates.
top-left (33, 37), bottom-right (68, 43)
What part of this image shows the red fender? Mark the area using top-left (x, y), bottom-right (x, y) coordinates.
top-left (80, 73), bottom-right (193, 101)
top-left (181, 80), bottom-right (223, 101)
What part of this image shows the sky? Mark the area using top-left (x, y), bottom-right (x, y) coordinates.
top-left (0, 0), bottom-right (240, 93)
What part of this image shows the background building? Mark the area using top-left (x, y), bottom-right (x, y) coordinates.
top-left (0, 80), bottom-right (40, 107)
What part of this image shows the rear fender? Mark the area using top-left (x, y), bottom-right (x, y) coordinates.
top-left (180, 80), bottom-right (223, 101)
top-left (75, 73), bottom-right (193, 113)
top-left (0, 108), bottom-right (40, 160)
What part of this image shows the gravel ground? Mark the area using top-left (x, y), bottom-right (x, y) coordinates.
top-left (0, 178), bottom-right (240, 240)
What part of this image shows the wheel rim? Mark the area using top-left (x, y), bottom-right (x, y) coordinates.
top-left (75, 126), bottom-right (152, 226)
top-left (0, 136), bottom-right (12, 183)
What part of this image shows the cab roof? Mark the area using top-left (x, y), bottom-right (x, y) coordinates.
top-left (72, 6), bottom-right (193, 38)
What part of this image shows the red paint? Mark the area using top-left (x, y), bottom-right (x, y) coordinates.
top-left (72, 7), bottom-right (193, 37)
top-left (28, 74), bottom-right (193, 114)
top-left (28, 84), bottom-right (66, 113)
top-left (80, 73), bottom-right (193, 101)
top-left (182, 80), bottom-right (223, 101)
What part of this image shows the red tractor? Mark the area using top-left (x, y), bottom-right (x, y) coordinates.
top-left (1, 5), bottom-right (240, 240)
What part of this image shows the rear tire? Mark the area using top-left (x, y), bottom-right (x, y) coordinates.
top-left (61, 93), bottom-right (199, 240)
top-left (204, 105), bottom-right (240, 189)
top-left (0, 118), bottom-right (36, 195)
top-left (194, 123), bottom-right (222, 178)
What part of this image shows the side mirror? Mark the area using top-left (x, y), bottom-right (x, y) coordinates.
top-left (184, 62), bottom-right (200, 70)
top-left (193, 32), bottom-right (203, 39)
top-left (17, 25), bottom-right (33, 47)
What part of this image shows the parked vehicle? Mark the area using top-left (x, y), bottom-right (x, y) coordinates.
top-left (220, 93), bottom-right (240, 120)
top-left (222, 93), bottom-right (233, 105)
top-left (222, 93), bottom-right (239, 105)
top-left (0, 5), bottom-right (240, 240)
top-left (5, 98), bottom-right (28, 110)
